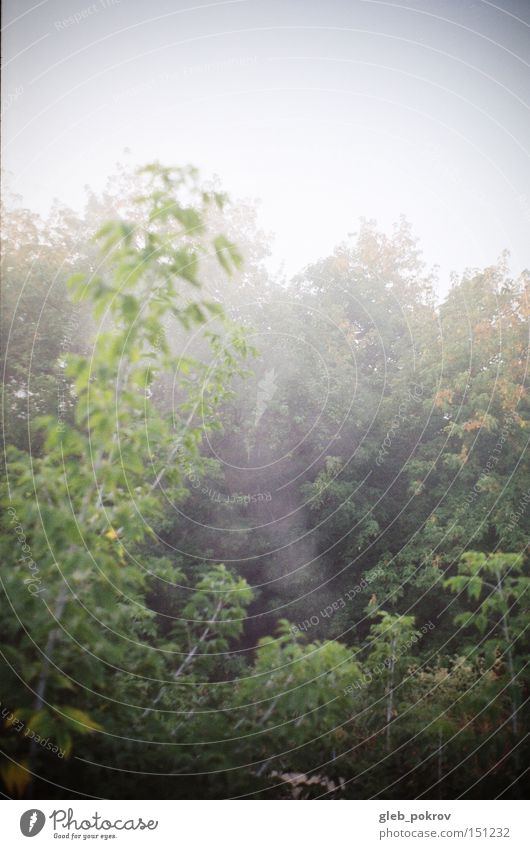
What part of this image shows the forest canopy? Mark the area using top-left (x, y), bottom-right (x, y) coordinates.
top-left (1, 163), bottom-right (528, 800)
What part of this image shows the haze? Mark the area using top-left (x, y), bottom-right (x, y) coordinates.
top-left (2, 0), bottom-right (530, 287)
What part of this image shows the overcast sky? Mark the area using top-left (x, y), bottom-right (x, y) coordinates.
top-left (2, 0), bottom-right (530, 287)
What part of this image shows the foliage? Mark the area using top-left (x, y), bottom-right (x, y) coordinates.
top-left (1, 167), bottom-right (528, 799)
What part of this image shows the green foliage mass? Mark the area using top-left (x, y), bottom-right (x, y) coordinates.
top-left (1, 167), bottom-right (528, 799)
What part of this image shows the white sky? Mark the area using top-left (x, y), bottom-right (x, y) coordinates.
top-left (2, 0), bottom-right (530, 290)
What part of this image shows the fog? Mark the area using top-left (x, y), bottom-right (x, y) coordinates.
top-left (1, 0), bottom-right (529, 807)
top-left (3, 0), bottom-right (530, 287)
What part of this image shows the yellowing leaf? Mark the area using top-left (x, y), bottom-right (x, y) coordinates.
top-left (0, 760), bottom-right (31, 797)
top-left (59, 706), bottom-right (102, 734)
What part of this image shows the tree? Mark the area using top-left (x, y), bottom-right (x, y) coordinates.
top-left (445, 551), bottom-right (529, 738)
top-left (0, 163), bottom-right (251, 796)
